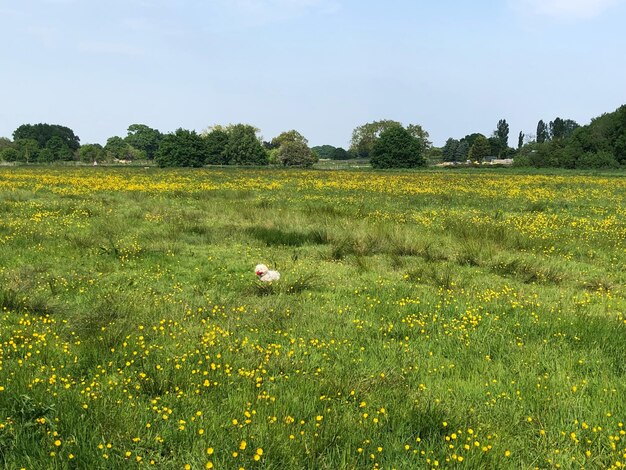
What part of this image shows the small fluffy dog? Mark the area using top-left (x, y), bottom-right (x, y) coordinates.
top-left (255, 264), bottom-right (280, 282)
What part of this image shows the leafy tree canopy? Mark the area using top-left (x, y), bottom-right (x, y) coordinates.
top-left (155, 129), bottom-right (209, 168)
top-left (331, 147), bottom-right (350, 160)
top-left (549, 117), bottom-right (579, 140)
top-left (14, 139), bottom-right (40, 163)
top-left (311, 145), bottom-right (336, 159)
top-left (204, 128), bottom-right (230, 165)
top-left (271, 130), bottom-right (308, 148)
top-left (370, 125), bottom-right (426, 169)
top-left (222, 124), bottom-right (268, 166)
top-left (0, 147), bottom-right (19, 162)
top-left (350, 120), bottom-right (430, 159)
top-left (46, 135), bottom-right (74, 161)
top-left (350, 120), bottom-right (401, 158)
top-left (125, 124), bottom-right (162, 159)
top-left (13, 123), bottom-right (80, 151)
top-left (0, 137), bottom-right (12, 150)
top-left (78, 144), bottom-right (105, 164)
top-left (278, 140), bottom-right (318, 167)
top-left (468, 135), bottom-right (491, 161)
top-left (105, 136), bottom-right (145, 161)
top-left (442, 138), bottom-right (460, 162)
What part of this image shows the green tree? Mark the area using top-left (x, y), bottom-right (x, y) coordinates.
top-left (13, 123), bottom-right (80, 151)
top-left (370, 126), bottom-right (425, 169)
top-left (350, 120), bottom-right (402, 158)
top-left (518, 131), bottom-right (524, 149)
top-left (536, 120), bottom-right (549, 143)
top-left (0, 147), bottom-right (19, 162)
top-left (406, 124), bottom-right (432, 148)
top-left (442, 138), bottom-right (460, 162)
top-left (0, 137), bottom-right (12, 151)
top-left (14, 139), bottom-right (40, 163)
top-left (78, 144), bottom-right (105, 163)
top-left (125, 124), bottom-right (162, 159)
top-left (46, 135), bottom-right (74, 161)
top-left (105, 136), bottom-right (144, 161)
top-left (223, 124), bottom-right (268, 165)
top-left (549, 117), bottom-right (580, 140)
top-left (155, 128), bottom-right (210, 168)
top-left (455, 141), bottom-right (470, 161)
top-left (459, 133), bottom-right (485, 151)
top-left (311, 145), bottom-right (336, 159)
top-left (468, 135), bottom-right (491, 161)
top-left (331, 147), bottom-right (349, 160)
top-left (495, 119), bottom-right (509, 149)
top-left (204, 128), bottom-right (230, 165)
top-left (350, 120), bottom-right (430, 158)
top-left (278, 141), bottom-right (318, 167)
top-left (488, 136), bottom-right (504, 158)
top-left (270, 130), bottom-right (308, 148)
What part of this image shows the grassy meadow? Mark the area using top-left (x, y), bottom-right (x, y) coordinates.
top-left (1, 166), bottom-right (625, 469)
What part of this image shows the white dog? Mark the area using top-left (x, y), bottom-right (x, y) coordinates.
top-left (255, 264), bottom-right (280, 282)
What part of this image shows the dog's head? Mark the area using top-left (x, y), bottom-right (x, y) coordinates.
top-left (255, 264), bottom-right (268, 277)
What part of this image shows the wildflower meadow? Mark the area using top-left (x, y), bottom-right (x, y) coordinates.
top-left (1, 166), bottom-right (625, 469)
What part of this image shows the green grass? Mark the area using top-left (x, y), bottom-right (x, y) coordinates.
top-left (0, 166), bottom-right (625, 469)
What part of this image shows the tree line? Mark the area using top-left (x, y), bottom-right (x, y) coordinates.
top-left (0, 124), bottom-right (319, 168)
top-left (440, 105), bottom-right (626, 169)
top-left (1, 104), bottom-right (624, 169)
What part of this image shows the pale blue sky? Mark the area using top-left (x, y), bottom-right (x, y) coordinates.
top-left (1, 0), bottom-right (625, 148)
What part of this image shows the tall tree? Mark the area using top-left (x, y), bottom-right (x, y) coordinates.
top-left (495, 119), bottom-right (510, 149)
top-left (549, 117), bottom-right (580, 140)
top-left (468, 135), bottom-right (491, 161)
top-left (455, 141), bottom-right (470, 161)
top-left (125, 124), bottom-right (162, 159)
top-left (204, 128), bottom-right (230, 165)
top-left (536, 120), bottom-right (549, 143)
top-left (350, 120), bottom-right (402, 158)
top-left (518, 131), bottom-right (525, 149)
top-left (223, 124), bottom-right (268, 165)
top-left (370, 126), bottom-right (425, 169)
top-left (442, 138), bottom-right (460, 162)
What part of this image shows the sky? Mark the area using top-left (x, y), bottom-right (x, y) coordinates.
top-left (1, 0), bottom-right (625, 148)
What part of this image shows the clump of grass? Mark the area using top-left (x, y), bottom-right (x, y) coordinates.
top-left (456, 239), bottom-right (491, 266)
top-left (248, 226), bottom-right (330, 247)
top-left (491, 256), bottom-right (567, 285)
top-left (251, 273), bottom-right (320, 296)
top-left (0, 288), bottom-right (59, 316)
top-left (252, 281), bottom-right (276, 296)
top-left (405, 263), bottom-right (458, 289)
top-left (285, 273), bottom-right (320, 294)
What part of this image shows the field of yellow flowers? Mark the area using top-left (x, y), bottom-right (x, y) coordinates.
top-left (1, 166), bottom-right (625, 469)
